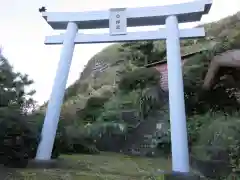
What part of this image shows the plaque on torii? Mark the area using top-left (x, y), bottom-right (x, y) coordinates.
top-left (109, 8), bottom-right (127, 36)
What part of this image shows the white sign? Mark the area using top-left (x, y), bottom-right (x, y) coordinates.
top-left (156, 123), bottom-right (162, 130)
top-left (109, 8), bottom-right (127, 36)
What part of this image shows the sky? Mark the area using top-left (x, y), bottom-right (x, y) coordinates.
top-left (0, 0), bottom-right (239, 106)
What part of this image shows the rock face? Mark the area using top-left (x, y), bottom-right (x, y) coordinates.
top-left (203, 49), bottom-right (240, 89)
top-left (122, 110), bottom-right (169, 156)
top-left (93, 109), bottom-right (169, 155)
top-left (123, 115), bottom-right (159, 155)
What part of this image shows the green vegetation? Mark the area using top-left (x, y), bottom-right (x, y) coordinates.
top-left (0, 55), bottom-right (61, 168)
top-left (0, 11), bottom-right (240, 180)
top-left (2, 153), bottom-right (170, 179)
top-left (60, 12), bottom-right (240, 179)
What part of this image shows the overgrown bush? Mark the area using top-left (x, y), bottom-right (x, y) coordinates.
top-left (119, 41), bottom-right (166, 66)
top-left (77, 96), bottom-right (109, 123)
top-left (190, 112), bottom-right (240, 177)
top-left (184, 50), bottom-right (240, 115)
top-left (0, 109), bottom-right (36, 167)
top-left (0, 56), bottom-right (45, 167)
top-left (59, 125), bottom-right (100, 154)
top-left (0, 108), bottom-right (48, 167)
top-left (32, 114), bottom-right (100, 155)
top-left (187, 113), bottom-right (213, 148)
top-left (118, 67), bottom-right (160, 92)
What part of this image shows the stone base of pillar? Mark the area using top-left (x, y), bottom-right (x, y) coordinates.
top-left (164, 172), bottom-right (202, 180)
top-left (156, 171), bottom-right (203, 180)
top-left (27, 159), bottom-right (60, 169)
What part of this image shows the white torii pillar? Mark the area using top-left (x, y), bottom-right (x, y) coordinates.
top-left (166, 16), bottom-right (189, 171)
top-left (35, 22), bottom-right (78, 160)
top-left (36, 0), bottom-right (212, 173)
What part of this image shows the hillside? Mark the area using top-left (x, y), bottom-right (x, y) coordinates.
top-left (61, 12), bottom-right (240, 118)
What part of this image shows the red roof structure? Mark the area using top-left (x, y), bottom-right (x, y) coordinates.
top-left (145, 50), bottom-right (205, 91)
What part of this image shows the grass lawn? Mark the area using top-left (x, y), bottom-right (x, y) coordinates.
top-left (2, 152), bottom-right (171, 180)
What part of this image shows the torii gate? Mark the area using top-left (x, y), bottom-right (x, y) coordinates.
top-left (36, 0), bottom-right (212, 173)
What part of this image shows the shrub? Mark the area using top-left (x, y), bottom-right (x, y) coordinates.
top-left (184, 51), bottom-right (240, 115)
top-left (0, 108), bottom-right (40, 167)
top-left (58, 125), bottom-right (100, 155)
top-left (118, 67), bottom-right (160, 92)
top-left (191, 112), bottom-right (240, 174)
top-left (77, 96), bottom-right (109, 123)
